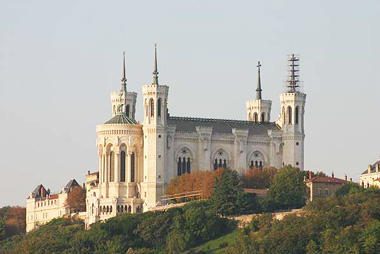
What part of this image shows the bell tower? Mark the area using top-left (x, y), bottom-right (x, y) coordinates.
top-left (246, 61), bottom-right (272, 122)
top-left (141, 44), bottom-right (169, 210)
top-left (279, 54), bottom-right (306, 170)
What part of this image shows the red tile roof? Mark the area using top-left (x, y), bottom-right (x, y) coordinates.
top-left (307, 176), bottom-right (347, 184)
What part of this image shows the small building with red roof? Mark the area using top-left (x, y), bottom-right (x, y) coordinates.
top-left (305, 172), bottom-right (348, 201)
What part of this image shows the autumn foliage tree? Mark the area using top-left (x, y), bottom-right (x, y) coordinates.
top-left (66, 186), bottom-right (86, 213)
top-left (242, 167), bottom-right (278, 189)
top-left (0, 206), bottom-right (26, 239)
top-left (165, 169), bottom-right (225, 202)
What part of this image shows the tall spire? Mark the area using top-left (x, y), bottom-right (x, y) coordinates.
top-left (153, 43), bottom-right (159, 85)
top-left (121, 51), bottom-right (127, 93)
top-left (256, 61), bottom-right (262, 100)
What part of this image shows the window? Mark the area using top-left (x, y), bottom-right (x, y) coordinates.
top-left (213, 149), bottom-right (228, 169)
top-left (295, 106), bottom-right (299, 124)
top-left (324, 189), bottom-right (329, 196)
top-left (126, 104), bottom-right (130, 117)
top-left (249, 151), bottom-right (264, 169)
top-left (177, 148), bottom-right (191, 176)
top-left (109, 151), bottom-right (115, 182)
top-left (120, 151), bottom-right (126, 182)
top-left (131, 152), bottom-right (135, 182)
top-left (288, 106), bottom-right (292, 124)
top-left (150, 98), bottom-right (154, 117)
top-left (317, 188), bottom-right (322, 196)
top-left (157, 98), bottom-right (162, 117)
top-left (261, 112), bottom-right (265, 123)
top-left (254, 113), bottom-right (258, 122)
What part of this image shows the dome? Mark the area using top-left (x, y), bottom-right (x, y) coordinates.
top-left (104, 112), bottom-right (137, 125)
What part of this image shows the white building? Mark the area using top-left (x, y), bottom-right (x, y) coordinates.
top-left (359, 159), bottom-right (380, 188)
top-left (26, 179), bottom-right (80, 232)
top-left (85, 49), bottom-right (306, 227)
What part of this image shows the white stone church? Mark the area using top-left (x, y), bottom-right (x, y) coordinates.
top-left (85, 47), bottom-right (306, 227)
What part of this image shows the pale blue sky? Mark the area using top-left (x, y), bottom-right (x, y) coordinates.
top-left (0, 0), bottom-right (379, 206)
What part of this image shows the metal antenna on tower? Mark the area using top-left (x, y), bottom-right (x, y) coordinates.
top-left (287, 54), bottom-right (300, 93)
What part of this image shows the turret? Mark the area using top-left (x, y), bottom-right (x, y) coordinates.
top-left (279, 54), bottom-right (306, 170)
top-left (246, 61), bottom-right (272, 122)
top-left (141, 44), bottom-right (169, 210)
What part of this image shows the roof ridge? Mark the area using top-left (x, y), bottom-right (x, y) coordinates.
top-left (169, 116), bottom-right (275, 125)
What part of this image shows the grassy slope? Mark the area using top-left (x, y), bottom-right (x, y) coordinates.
top-left (186, 230), bottom-right (237, 254)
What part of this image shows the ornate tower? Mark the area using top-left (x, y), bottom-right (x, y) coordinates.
top-left (246, 61), bottom-right (272, 122)
top-left (278, 54), bottom-right (306, 170)
top-left (110, 52), bottom-right (137, 119)
top-left (141, 44), bottom-right (169, 210)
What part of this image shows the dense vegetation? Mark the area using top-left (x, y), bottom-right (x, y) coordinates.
top-left (226, 184), bottom-right (380, 254)
top-left (0, 206), bottom-right (25, 240)
top-left (0, 200), bottom-right (234, 254)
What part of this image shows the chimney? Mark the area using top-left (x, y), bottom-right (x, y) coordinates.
top-left (350, 178), bottom-right (352, 182)
top-left (345, 174), bottom-right (347, 181)
top-left (309, 171), bottom-right (312, 180)
top-left (331, 172), bottom-right (334, 179)
top-left (376, 163), bottom-right (379, 173)
top-left (368, 164), bottom-right (372, 174)
top-left (87, 170), bottom-right (90, 175)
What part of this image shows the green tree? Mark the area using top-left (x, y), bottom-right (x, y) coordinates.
top-left (0, 219), bottom-right (5, 240)
top-left (210, 169), bottom-right (246, 216)
top-left (267, 165), bottom-right (306, 210)
top-left (335, 182), bottom-right (362, 196)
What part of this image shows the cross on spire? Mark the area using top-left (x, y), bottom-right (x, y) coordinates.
top-left (153, 43), bottom-right (159, 85)
top-left (256, 61), bottom-right (262, 100)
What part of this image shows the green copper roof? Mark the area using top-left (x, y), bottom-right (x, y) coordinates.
top-left (104, 113), bottom-right (137, 124)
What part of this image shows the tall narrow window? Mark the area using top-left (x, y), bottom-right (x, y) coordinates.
top-left (186, 158), bottom-right (191, 174)
top-left (295, 107), bottom-right (299, 124)
top-left (150, 98), bottom-right (154, 117)
top-left (214, 159), bottom-right (218, 170)
top-left (126, 105), bottom-right (130, 117)
top-left (182, 157), bottom-right (186, 174)
top-left (261, 113), bottom-right (265, 123)
top-left (109, 152), bottom-right (115, 182)
top-left (177, 158), bottom-right (182, 176)
top-left (288, 106), bottom-right (292, 124)
top-left (131, 152), bottom-right (135, 182)
top-left (254, 113), bottom-right (258, 122)
top-left (120, 151), bottom-right (126, 182)
top-left (157, 98), bottom-right (162, 117)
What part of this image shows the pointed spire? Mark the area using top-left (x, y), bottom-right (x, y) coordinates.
top-left (256, 61), bottom-right (262, 100)
top-left (121, 51), bottom-right (127, 93)
top-left (153, 43), bottom-right (159, 85)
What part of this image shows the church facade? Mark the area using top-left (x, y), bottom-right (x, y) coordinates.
top-left (85, 48), bottom-right (306, 227)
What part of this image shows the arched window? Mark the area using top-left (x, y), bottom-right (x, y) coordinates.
top-left (126, 104), bottom-right (130, 117)
top-left (261, 112), bottom-right (265, 123)
top-left (131, 152), bottom-right (135, 182)
top-left (120, 151), bottom-right (126, 182)
top-left (110, 206), bottom-right (112, 213)
top-left (128, 206), bottom-right (132, 213)
top-left (177, 148), bottom-right (192, 176)
top-left (213, 149), bottom-right (228, 169)
top-left (249, 151), bottom-right (265, 169)
top-left (109, 151), bottom-right (115, 182)
top-left (295, 106), bottom-right (299, 124)
top-left (157, 98), bottom-right (162, 117)
top-left (177, 157), bottom-right (182, 176)
top-left (254, 113), bottom-right (258, 122)
top-left (106, 206), bottom-right (109, 213)
top-left (117, 205), bottom-right (120, 213)
top-left (288, 106), bottom-right (292, 125)
top-left (121, 205), bottom-right (124, 212)
top-left (150, 98), bottom-right (154, 117)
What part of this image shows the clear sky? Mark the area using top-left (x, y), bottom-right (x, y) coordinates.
top-left (0, 0), bottom-right (379, 207)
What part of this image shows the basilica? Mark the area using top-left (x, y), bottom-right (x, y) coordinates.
top-left (85, 46), bottom-right (306, 227)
